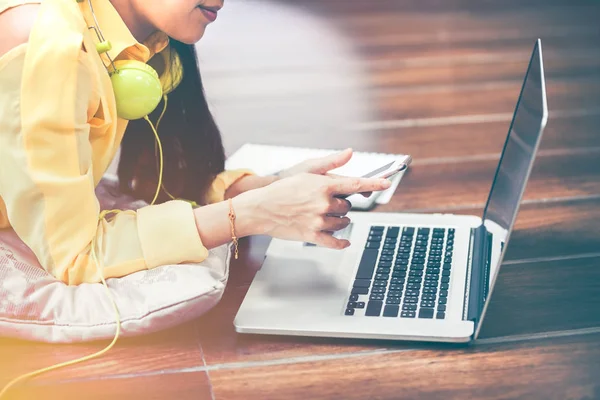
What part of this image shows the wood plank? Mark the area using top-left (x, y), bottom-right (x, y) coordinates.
top-left (209, 333), bottom-right (600, 400)
top-left (202, 38), bottom-right (600, 78)
top-left (376, 79), bottom-right (600, 119)
top-left (5, 372), bottom-right (212, 400)
top-left (369, 54), bottom-right (600, 89)
top-left (222, 113), bottom-right (600, 159)
top-left (209, 73), bottom-right (600, 111)
top-left (380, 151), bottom-right (600, 211)
top-left (0, 320), bottom-right (203, 386)
top-left (280, 1), bottom-right (599, 19)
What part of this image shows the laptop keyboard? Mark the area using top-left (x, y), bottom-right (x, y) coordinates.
top-left (345, 225), bottom-right (455, 319)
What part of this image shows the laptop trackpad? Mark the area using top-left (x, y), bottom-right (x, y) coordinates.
top-left (257, 248), bottom-right (355, 300)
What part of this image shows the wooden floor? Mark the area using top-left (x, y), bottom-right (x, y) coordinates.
top-left (2, 0), bottom-right (600, 399)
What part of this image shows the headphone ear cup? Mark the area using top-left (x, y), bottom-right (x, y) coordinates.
top-left (110, 60), bottom-right (163, 120)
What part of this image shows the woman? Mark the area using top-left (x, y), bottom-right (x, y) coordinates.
top-left (0, 0), bottom-right (391, 285)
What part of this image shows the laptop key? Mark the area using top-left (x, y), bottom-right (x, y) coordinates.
top-left (365, 242), bottom-right (380, 249)
top-left (355, 249), bottom-right (378, 280)
top-left (370, 293), bottom-right (384, 301)
top-left (383, 305), bottom-right (400, 317)
top-left (418, 308), bottom-right (434, 319)
top-left (345, 308), bottom-right (355, 316)
top-left (402, 304), bottom-right (417, 311)
top-left (440, 283), bottom-right (449, 290)
top-left (386, 297), bottom-right (401, 305)
top-left (386, 227), bottom-right (400, 238)
top-left (365, 300), bottom-right (383, 316)
top-left (347, 302), bottom-right (357, 308)
top-left (372, 287), bottom-right (386, 294)
top-left (436, 312), bottom-right (446, 319)
top-left (439, 290), bottom-right (448, 297)
top-left (438, 304), bottom-right (447, 311)
top-left (354, 279), bottom-right (371, 288)
top-left (401, 311), bottom-right (416, 318)
top-left (350, 294), bottom-right (359, 301)
top-left (356, 302), bottom-right (365, 309)
top-left (351, 287), bottom-right (369, 295)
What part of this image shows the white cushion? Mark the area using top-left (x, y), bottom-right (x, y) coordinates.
top-left (0, 177), bottom-right (230, 343)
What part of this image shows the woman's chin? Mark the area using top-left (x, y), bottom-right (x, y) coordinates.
top-left (168, 27), bottom-right (207, 45)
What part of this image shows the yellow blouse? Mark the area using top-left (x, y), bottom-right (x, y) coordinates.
top-left (0, 0), bottom-right (250, 285)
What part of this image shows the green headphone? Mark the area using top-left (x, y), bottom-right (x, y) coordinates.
top-left (78, 0), bottom-right (182, 120)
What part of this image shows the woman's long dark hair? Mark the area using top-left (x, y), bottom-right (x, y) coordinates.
top-left (118, 39), bottom-right (225, 205)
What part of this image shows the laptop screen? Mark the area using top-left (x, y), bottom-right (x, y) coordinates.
top-left (476, 40), bottom-right (548, 333)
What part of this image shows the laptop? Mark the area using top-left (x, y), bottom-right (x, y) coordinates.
top-left (234, 39), bottom-right (548, 343)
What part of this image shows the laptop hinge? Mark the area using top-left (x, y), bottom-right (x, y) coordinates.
top-left (466, 224), bottom-right (493, 324)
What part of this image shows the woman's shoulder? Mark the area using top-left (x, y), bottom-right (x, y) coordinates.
top-left (0, 0), bottom-right (87, 59)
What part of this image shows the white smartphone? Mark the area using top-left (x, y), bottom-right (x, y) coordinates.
top-left (336, 157), bottom-right (412, 199)
top-left (360, 157), bottom-right (411, 179)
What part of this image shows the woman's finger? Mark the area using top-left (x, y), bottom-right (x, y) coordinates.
top-left (310, 231), bottom-right (350, 249)
top-left (326, 197), bottom-right (352, 216)
top-left (329, 176), bottom-right (391, 196)
top-left (320, 216), bottom-right (351, 232)
top-left (307, 148), bottom-right (353, 175)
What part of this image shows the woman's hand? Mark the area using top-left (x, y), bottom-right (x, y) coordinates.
top-left (277, 148), bottom-right (353, 178)
top-left (234, 173), bottom-right (391, 249)
top-left (276, 148), bottom-right (373, 198)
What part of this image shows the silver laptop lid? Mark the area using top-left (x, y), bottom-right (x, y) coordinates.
top-left (474, 39), bottom-right (549, 338)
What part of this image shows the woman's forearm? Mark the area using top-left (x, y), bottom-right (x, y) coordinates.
top-left (192, 195), bottom-right (265, 250)
top-left (224, 174), bottom-right (278, 199)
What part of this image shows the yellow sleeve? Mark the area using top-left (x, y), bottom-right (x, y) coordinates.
top-left (0, 13), bottom-right (207, 285)
top-left (205, 169), bottom-right (254, 204)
